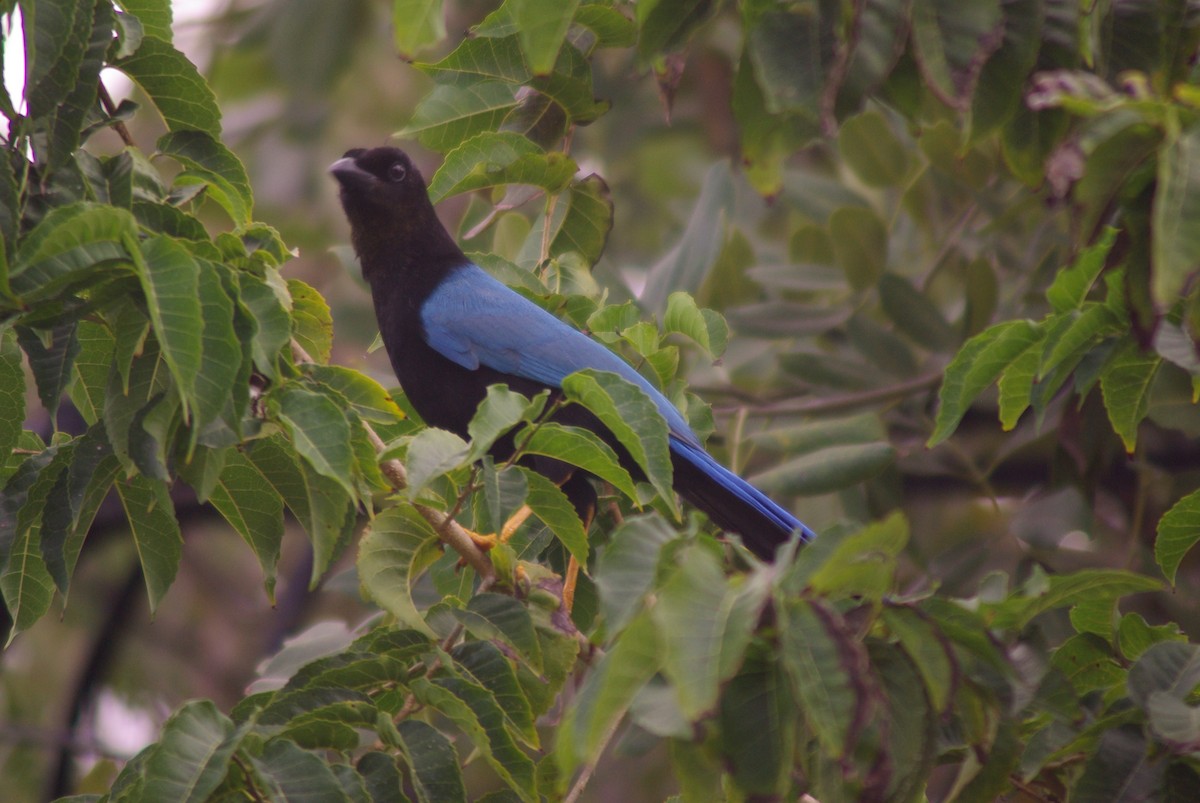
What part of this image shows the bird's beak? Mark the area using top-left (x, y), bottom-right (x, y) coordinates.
top-left (329, 157), bottom-right (374, 187)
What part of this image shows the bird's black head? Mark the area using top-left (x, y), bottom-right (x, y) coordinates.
top-left (330, 146), bottom-right (464, 280)
top-left (329, 147), bottom-right (428, 212)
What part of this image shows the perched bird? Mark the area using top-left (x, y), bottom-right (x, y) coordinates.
top-left (330, 146), bottom-right (815, 560)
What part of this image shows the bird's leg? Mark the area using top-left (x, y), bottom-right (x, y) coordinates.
top-left (562, 490), bottom-right (596, 613)
top-left (463, 504), bottom-right (535, 551)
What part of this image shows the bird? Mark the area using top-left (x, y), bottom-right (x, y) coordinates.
top-left (330, 146), bottom-right (816, 565)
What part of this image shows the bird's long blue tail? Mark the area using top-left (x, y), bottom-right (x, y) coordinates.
top-left (669, 437), bottom-right (816, 559)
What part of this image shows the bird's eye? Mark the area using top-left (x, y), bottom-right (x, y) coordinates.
top-left (388, 163), bottom-right (407, 182)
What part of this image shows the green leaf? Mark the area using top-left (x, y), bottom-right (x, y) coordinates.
top-left (22, 0), bottom-right (90, 120)
top-left (251, 739), bottom-right (352, 802)
top-left (141, 701), bottom-right (239, 803)
top-left (238, 272), bottom-right (293, 379)
top-left (534, 175), bottom-right (613, 267)
top-left (115, 475), bottom-right (182, 613)
top-left (882, 606), bottom-right (955, 713)
top-left (403, 427), bottom-right (469, 500)
top-left (157, 131), bottom-right (254, 225)
top-left (10, 203), bottom-right (137, 301)
top-left (878, 272), bottom-right (957, 351)
top-left (418, 32), bottom-right (529, 83)
top-left (269, 382), bottom-right (357, 500)
top-left (133, 236), bottom-right (203, 420)
top-left (1071, 728), bottom-right (1157, 803)
top-left (1099, 341), bottom-right (1162, 453)
top-left (452, 640), bottom-right (538, 747)
top-left (750, 442), bottom-right (896, 496)
top-left (392, 0), bottom-right (446, 57)
top-left (192, 261), bottom-right (241, 436)
top-left (641, 162), bottom-right (734, 313)
top-left (745, 6), bottom-right (830, 116)
top-left (1118, 613), bottom-right (1185, 662)
top-left (717, 643), bottom-right (795, 797)
top-left (997, 336), bottom-right (1044, 429)
top-left (467, 385), bottom-right (546, 463)
top-left (838, 110), bottom-right (910, 187)
top-left (116, 35), bottom-right (221, 135)
top-left (663, 291), bottom-right (727, 357)
top-left (969, 0), bottom-right (1043, 141)
top-left (803, 512), bottom-right (909, 600)
top-left (209, 451), bottom-right (284, 599)
top-left (0, 329), bottom-right (26, 460)
top-left (358, 506), bottom-right (441, 636)
top-left (560, 369), bottom-right (674, 513)
top-left (928, 320), bottom-right (1044, 445)
top-left (0, 446), bottom-right (65, 642)
top-left (1127, 641), bottom-right (1200, 711)
top-left (304, 365), bottom-right (404, 425)
top-left (511, 0), bottom-right (579, 75)
top-left (519, 422), bottom-right (638, 502)
top-left (428, 132), bottom-right (576, 202)
top-left (732, 51), bottom-right (816, 197)
top-left (288, 279), bottom-right (333, 365)
top-left (1051, 632), bottom-right (1125, 695)
top-left (652, 546), bottom-right (770, 720)
top-left (36, 0), bottom-right (112, 171)
top-left (594, 515), bottom-right (675, 635)
top-left (573, 4), bottom-right (636, 48)
top-left (115, 0), bottom-right (173, 42)
top-left (556, 612), bottom-right (661, 779)
top-left (401, 82), bottom-right (518, 152)
top-left (17, 324), bottom-right (79, 422)
top-left (245, 436), bottom-right (356, 583)
top-left (830, 206), bottom-right (888, 291)
top-left (778, 598), bottom-right (867, 759)
top-left (636, 0), bottom-right (716, 59)
top-left (991, 569), bottom-right (1161, 632)
top-left (1157, 488), bottom-right (1200, 586)
top-left (394, 720), bottom-right (466, 803)
top-left (1153, 122), bottom-right (1200, 308)
top-left (1046, 227), bottom-right (1117, 312)
top-left (517, 466), bottom-right (588, 565)
top-left (410, 676), bottom-right (537, 801)
top-left (909, 0), bottom-right (1003, 106)
top-left (452, 593), bottom-right (543, 672)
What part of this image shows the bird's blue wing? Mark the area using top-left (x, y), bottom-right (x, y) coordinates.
top-left (421, 265), bottom-right (698, 444)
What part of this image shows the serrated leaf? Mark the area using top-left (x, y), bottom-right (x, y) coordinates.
top-left (1154, 123), bottom-right (1200, 308)
top-left (560, 369), bottom-right (674, 513)
top-left (510, 0), bottom-right (579, 75)
top-left (392, 0), bottom-right (446, 57)
top-left (778, 599), bottom-right (868, 759)
top-left (452, 593), bottom-right (543, 672)
top-left (997, 337), bottom-right (1044, 430)
top-left (116, 35), bottom-right (221, 135)
top-left (115, 475), bottom-right (182, 613)
top-left (304, 365), bottom-right (404, 425)
top-left (192, 260), bottom-right (240, 437)
top-left (116, 0), bottom-right (173, 42)
top-left (401, 82), bottom-right (518, 152)
top-left (1099, 342), bottom-right (1162, 453)
top-left (133, 235), bottom-right (202, 421)
top-left (653, 546), bottom-right (769, 720)
top-left (358, 506), bottom-right (441, 637)
top-left (556, 612), bottom-right (661, 779)
top-left (288, 278), bottom-right (333, 365)
top-left (1047, 227), bottom-right (1117, 312)
top-left (157, 130), bottom-right (253, 224)
top-left (991, 569), bottom-right (1161, 632)
top-left (251, 739), bottom-right (353, 802)
top-left (1156, 488), bottom-right (1200, 586)
top-left (519, 422), bottom-right (637, 502)
top-left (928, 320), bottom-right (1043, 445)
top-left (411, 676), bottom-right (536, 801)
top-left (10, 203), bottom-right (137, 301)
top-left (800, 511), bottom-right (909, 600)
top-left (394, 720), bottom-right (466, 803)
top-left (517, 466), bottom-right (588, 565)
top-left (663, 291), bottom-right (727, 357)
top-left (238, 272), bottom-right (292, 379)
top-left (593, 514), bottom-right (674, 636)
top-left (466, 385), bottom-right (546, 463)
top-left (403, 427), bottom-right (469, 500)
top-left (209, 451), bottom-right (284, 599)
top-left (428, 132), bottom-right (576, 202)
top-left (882, 606), bottom-right (955, 713)
top-left (141, 701), bottom-right (239, 803)
top-left (0, 445), bottom-right (65, 642)
top-left (452, 640), bottom-right (538, 747)
top-left (17, 324), bottom-right (79, 422)
top-left (0, 329), bottom-right (26, 459)
top-left (717, 643), bottom-right (795, 797)
top-left (269, 382), bottom-right (357, 500)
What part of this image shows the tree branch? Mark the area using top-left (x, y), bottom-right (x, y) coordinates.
top-left (288, 340), bottom-right (495, 582)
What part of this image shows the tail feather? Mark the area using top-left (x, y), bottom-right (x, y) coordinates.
top-left (670, 437), bottom-right (816, 559)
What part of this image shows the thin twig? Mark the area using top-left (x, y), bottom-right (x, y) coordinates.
top-left (288, 340), bottom-right (495, 581)
top-left (563, 711), bottom-right (624, 803)
top-left (715, 372), bottom-right (944, 417)
top-left (97, 82), bottom-right (135, 148)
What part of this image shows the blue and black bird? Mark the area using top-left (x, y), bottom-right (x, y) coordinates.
top-left (330, 146), bottom-right (815, 560)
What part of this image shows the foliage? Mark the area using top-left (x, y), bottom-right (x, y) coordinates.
top-left (4, 0), bottom-right (1200, 801)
